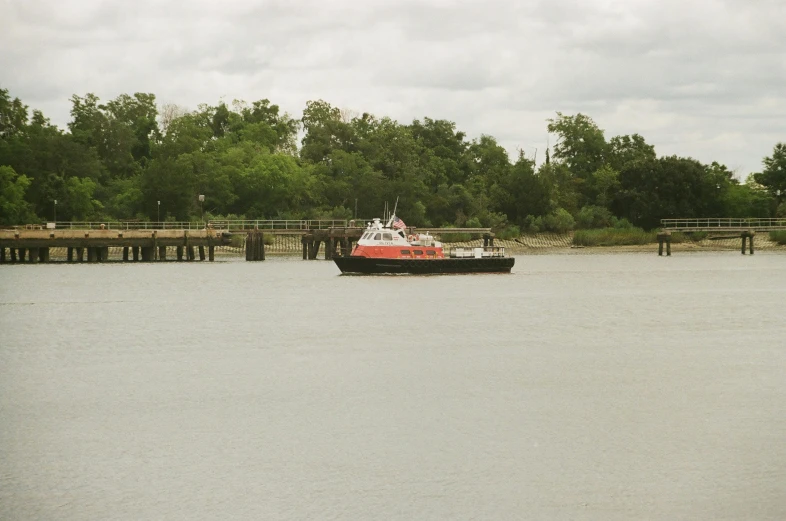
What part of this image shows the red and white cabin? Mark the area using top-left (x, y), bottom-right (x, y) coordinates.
top-left (351, 217), bottom-right (445, 259)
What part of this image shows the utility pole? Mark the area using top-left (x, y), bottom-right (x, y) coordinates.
top-left (157, 200), bottom-right (160, 223)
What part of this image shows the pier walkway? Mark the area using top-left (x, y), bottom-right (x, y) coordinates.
top-left (657, 218), bottom-right (786, 256)
top-left (661, 218), bottom-right (786, 232)
top-left (1, 220), bottom-right (494, 263)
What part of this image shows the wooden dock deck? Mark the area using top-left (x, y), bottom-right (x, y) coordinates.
top-left (1, 219), bottom-right (496, 264)
top-left (0, 229), bottom-right (231, 263)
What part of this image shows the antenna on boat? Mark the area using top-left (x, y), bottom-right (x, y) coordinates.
top-left (387, 197), bottom-right (399, 227)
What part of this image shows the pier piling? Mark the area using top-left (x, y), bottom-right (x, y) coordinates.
top-left (741, 230), bottom-right (755, 255)
top-left (657, 232), bottom-right (672, 256)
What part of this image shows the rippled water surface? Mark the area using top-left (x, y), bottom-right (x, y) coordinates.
top-left (1, 253), bottom-right (785, 520)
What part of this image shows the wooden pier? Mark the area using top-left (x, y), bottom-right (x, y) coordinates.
top-left (1, 219), bottom-right (495, 264)
top-left (658, 218), bottom-right (786, 256)
top-left (0, 228), bottom-right (231, 263)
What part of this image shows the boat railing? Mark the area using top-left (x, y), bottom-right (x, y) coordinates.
top-left (449, 246), bottom-right (506, 258)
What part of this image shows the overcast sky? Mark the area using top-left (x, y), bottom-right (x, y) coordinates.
top-left (2, 0), bottom-right (784, 177)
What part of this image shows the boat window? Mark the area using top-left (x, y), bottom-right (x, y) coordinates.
top-left (426, 250), bottom-right (436, 255)
top-left (382, 233), bottom-right (392, 241)
top-left (374, 233), bottom-right (381, 240)
top-left (400, 249), bottom-right (411, 255)
top-left (413, 249), bottom-right (423, 255)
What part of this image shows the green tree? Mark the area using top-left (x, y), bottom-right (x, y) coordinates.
top-left (546, 112), bottom-right (607, 180)
top-left (0, 165), bottom-right (36, 224)
top-left (753, 143), bottom-right (786, 201)
top-left (0, 88), bottom-right (28, 139)
top-left (607, 134), bottom-right (656, 172)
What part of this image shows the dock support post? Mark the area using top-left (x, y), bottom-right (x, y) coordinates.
top-left (325, 238), bottom-right (333, 260)
top-left (132, 247), bottom-right (139, 261)
top-left (28, 247), bottom-right (39, 263)
top-left (40, 248), bottom-right (50, 263)
top-left (140, 247), bottom-right (153, 261)
top-left (11, 248), bottom-right (18, 263)
top-left (657, 232), bottom-right (671, 256)
top-left (177, 246), bottom-right (183, 261)
top-left (208, 245), bottom-right (215, 262)
top-left (123, 247), bottom-right (129, 261)
top-left (302, 237), bottom-right (308, 260)
top-left (19, 248), bottom-right (26, 262)
top-left (158, 246), bottom-right (167, 261)
top-left (77, 247), bottom-right (84, 262)
top-left (187, 246), bottom-right (195, 261)
top-left (68, 247), bottom-right (74, 262)
top-left (741, 231), bottom-right (755, 255)
top-left (199, 246), bottom-right (205, 261)
top-left (0, 247), bottom-right (5, 264)
top-left (87, 247), bottom-right (97, 262)
top-left (101, 247), bottom-right (109, 262)
top-left (245, 231), bottom-right (265, 261)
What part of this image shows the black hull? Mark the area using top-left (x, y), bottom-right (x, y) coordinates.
top-left (333, 256), bottom-right (514, 274)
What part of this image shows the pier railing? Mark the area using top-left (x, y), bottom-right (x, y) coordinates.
top-left (208, 219), bottom-right (359, 231)
top-left (41, 221), bottom-right (206, 230)
top-left (34, 219), bottom-right (366, 231)
top-left (661, 218), bottom-right (786, 231)
top-left (24, 219), bottom-right (497, 234)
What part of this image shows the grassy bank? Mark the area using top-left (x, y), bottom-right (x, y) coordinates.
top-left (572, 228), bottom-right (654, 247)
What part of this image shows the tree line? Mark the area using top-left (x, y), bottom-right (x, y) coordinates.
top-left (1, 87), bottom-right (784, 232)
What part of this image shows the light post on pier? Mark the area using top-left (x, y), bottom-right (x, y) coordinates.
top-left (157, 200), bottom-right (160, 224)
top-left (53, 199), bottom-right (57, 224)
top-left (199, 194), bottom-right (205, 226)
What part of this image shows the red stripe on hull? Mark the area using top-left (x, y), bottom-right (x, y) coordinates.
top-left (352, 244), bottom-right (445, 259)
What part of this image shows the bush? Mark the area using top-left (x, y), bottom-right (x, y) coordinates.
top-left (573, 227), bottom-right (655, 246)
top-left (770, 231), bottom-right (786, 245)
top-left (576, 205), bottom-right (613, 229)
top-left (542, 208), bottom-right (575, 233)
top-left (610, 216), bottom-right (635, 229)
top-left (497, 225), bottom-right (520, 240)
top-left (521, 215), bottom-right (540, 234)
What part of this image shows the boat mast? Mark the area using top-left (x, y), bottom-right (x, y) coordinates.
top-left (387, 197), bottom-right (399, 227)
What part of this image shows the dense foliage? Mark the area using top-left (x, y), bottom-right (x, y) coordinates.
top-left (1, 88), bottom-right (783, 230)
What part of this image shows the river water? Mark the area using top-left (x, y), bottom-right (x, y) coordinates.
top-left (1, 253), bottom-right (785, 520)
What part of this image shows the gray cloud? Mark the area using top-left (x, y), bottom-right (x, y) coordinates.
top-left (1, 0), bottom-right (784, 176)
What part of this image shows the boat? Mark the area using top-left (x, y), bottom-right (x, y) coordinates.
top-left (333, 215), bottom-right (515, 275)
